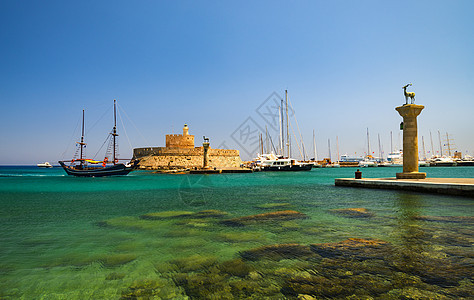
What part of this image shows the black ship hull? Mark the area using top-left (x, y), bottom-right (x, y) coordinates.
top-left (58, 161), bottom-right (137, 177)
top-left (260, 164), bottom-right (313, 171)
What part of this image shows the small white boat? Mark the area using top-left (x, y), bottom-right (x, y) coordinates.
top-left (359, 158), bottom-right (378, 167)
top-left (418, 160), bottom-right (430, 167)
top-left (37, 162), bottom-right (53, 168)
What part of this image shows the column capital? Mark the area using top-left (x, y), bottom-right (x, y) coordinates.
top-left (396, 104), bottom-right (424, 118)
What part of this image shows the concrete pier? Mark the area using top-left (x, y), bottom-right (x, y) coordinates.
top-left (335, 178), bottom-right (474, 197)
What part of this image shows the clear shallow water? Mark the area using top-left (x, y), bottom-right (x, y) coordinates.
top-left (0, 166), bottom-right (473, 299)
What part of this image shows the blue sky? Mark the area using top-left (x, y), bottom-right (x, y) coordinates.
top-left (1, 1), bottom-right (473, 164)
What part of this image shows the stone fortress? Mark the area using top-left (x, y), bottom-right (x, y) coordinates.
top-left (133, 124), bottom-right (243, 170)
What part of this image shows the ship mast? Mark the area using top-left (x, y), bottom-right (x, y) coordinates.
top-left (79, 109), bottom-right (86, 167)
top-left (76, 110), bottom-right (86, 168)
top-left (285, 90), bottom-right (290, 157)
top-left (112, 99), bottom-right (118, 164)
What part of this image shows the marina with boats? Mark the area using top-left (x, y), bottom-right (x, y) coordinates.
top-left (43, 89), bottom-right (472, 175)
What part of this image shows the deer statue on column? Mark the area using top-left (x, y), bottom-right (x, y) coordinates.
top-left (402, 83), bottom-right (415, 104)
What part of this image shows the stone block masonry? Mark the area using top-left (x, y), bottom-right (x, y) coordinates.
top-left (133, 124), bottom-right (243, 170)
top-left (134, 147), bottom-right (243, 170)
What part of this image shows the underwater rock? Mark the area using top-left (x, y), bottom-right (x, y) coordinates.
top-left (215, 231), bottom-right (266, 243)
top-left (329, 208), bottom-right (374, 218)
top-left (386, 286), bottom-right (447, 299)
top-left (105, 272), bottom-right (126, 280)
top-left (96, 216), bottom-right (165, 232)
top-left (279, 221), bottom-right (301, 231)
top-left (220, 210), bottom-right (308, 227)
top-left (172, 260), bottom-right (282, 299)
top-left (218, 258), bottom-right (254, 277)
top-left (173, 271), bottom-right (234, 299)
top-left (99, 253), bottom-right (137, 268)
top-left (193, 209), bottom-right (229, 218)
top-left (175, 219), bottom-right (211, 228)
top-left (240, 243), bottom-right (315, 261)
top-left (169, 254), bottom-right (218, 272)
top-left (120, 278), bottom-right (169, 299)
top-left (297, 295), bottom-right (317, 300)
top-left (411, 215), bottom-right (474, 224)
top-left (394, 254), bottom-right (471, 288)
top-left (255, 202), bottom-right (292, 209)
top-left (310, 238), bottom-right (391, 260)
top-left (140, 211), bottom-right (195, 220)
top-left (229, 279), bottom-right (262, 297)
top-left (44, 253), bottom-right (134, 270)
top-left (281, 274), bottom-right (345, 298)
top-left (140, 209), bottom-right (228, 221)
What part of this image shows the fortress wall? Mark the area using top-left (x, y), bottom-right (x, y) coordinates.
top-left (134, 147), bottom-right (240, 158)
top-left (134, 147), bottom-right (242, 170)
top-left (133, 123), bottom-right (242, 170)
top-left (137, 153), bottom-right (243, 169)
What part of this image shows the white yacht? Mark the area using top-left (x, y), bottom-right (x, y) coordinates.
top-left (429, 156), bottom-right (456, 167)
top-left (254, 153), bottom-right (313, 171)
top-left (358, 158), bottom-right (378, 167)
top-left (37, 162), bottom-right (53, 168)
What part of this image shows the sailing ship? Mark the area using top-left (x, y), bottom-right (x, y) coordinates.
top-left (58, 100), bottom-right (138, 177)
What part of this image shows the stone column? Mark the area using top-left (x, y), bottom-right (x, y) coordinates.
top-left (203, 141), bottom-right (210, 169)
top-left (395, 104), bottom-right (426, 179)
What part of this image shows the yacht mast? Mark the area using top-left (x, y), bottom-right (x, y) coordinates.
top-left (279, 104), bottom-right (283, 156)
top-left (438, 130), bottom-right (443, 156)
top-left (313, 129), bottom-right (317, 161)
top-left (265, 125), bottom-right (269, 153)
top-left (430, 131), bottom-right (435, 158)
top-left (366, 128), bottom-right (371, 157)
top-left (445, 132), bottom-right (452, 156)
top-left (328, 139), bottom-right (332, 161)
top-left (378, 133), bottom-right (382, 162)
top-left (422, 136), bottom-right (427, 160)
top-left (390, 131), bottom-right (393, 154)
top-left (336, 136), bottom-right (340, 163)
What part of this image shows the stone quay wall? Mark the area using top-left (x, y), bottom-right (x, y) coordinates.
top-left (133, 147), bottom-right (243, 170)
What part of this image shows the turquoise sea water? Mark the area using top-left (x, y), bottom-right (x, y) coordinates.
top-left (0, 166), bottom-right (473, 299)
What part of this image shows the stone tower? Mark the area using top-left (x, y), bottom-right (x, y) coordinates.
top-left (165, 124), bottom-right (195, 148)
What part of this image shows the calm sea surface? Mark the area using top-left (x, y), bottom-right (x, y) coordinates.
top-left (0, 166), bottom-right (473, 299)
